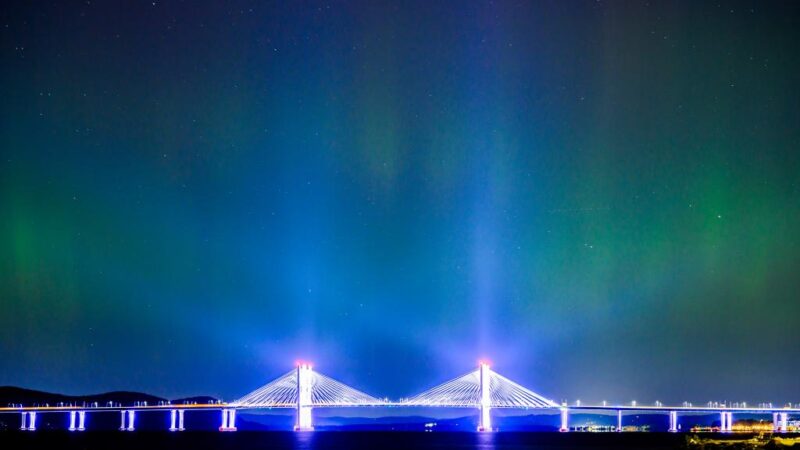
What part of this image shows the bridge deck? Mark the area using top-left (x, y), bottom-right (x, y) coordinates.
top-left (2, 403), bottom-right (799, 413)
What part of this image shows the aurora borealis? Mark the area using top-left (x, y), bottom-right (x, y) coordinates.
top-left (1, 0), bottom-right (799, 407)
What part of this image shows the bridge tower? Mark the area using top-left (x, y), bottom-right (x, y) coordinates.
top-left (236, 362), bottom-right (383, 431)
top-left (294, 363), bottom-right (314, 431)
top-left (477, 363), bottom-right (492, 432)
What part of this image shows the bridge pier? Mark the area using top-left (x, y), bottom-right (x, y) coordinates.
top-left (219, 409), bottom-right (237, 431)
top-left (120, 410), bottom-right (135, 431)
top-left (720, 412), bottom-right (732, 432)
top-left (777, 412), bottom-right (789, 433)
top-left (168, 409), bottom-right (186, 431)
top-left (616, 410), bottom-right (622, 432)
top-left (559, 407), bottom-right (569, 432)
top-left (21, 412), bottom-right (36, 431)
top-left (69, 411), bottom-right (77, 431)
top-left (78, 411), bottom-right (86, 431)
top-left (294, 364), bottom-right (314, 431)
top-left (669, 411), bottom-right (678, 432)
top-left (477, 363), bottom-right (492, 432)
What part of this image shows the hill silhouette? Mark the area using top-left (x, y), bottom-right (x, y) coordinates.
top-left (0, 386), bottom-right (216, 407)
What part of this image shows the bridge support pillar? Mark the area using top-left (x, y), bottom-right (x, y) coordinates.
top-left (294, 364), bottom-right (314, 431)
top-left (127, 410), bottom-right (135, 431)
top-left (219, 409), bottom-right (237, 431)
top-left (477, 363), bottom-right (492, 432)
top-left (178, 409), bottom-right (185, 431)
top-left (78, 411), bottom-right (86, 431)
top-left (559, 408), bottom-right (569, 432)
top-left (18, 412), bottom-right (36, 431)
top-left (69, 411), bottom-right (77, 431)
top-left (720, 412), bottom-right (732, 432)
top-left (616, 410), bottom-right (622, 432)
top-left (219, 409), bottom-right (227, 431)
top-left (779, 412), bottom-right (789, 433)
top-left (170, 409), bottom-right (177, 431)
top-left (669, 411), bottom-right (678, 432)
top-left (118, 410), bottom-right (135, 431)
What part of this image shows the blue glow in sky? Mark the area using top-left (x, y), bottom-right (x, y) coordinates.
top-left (1, 1), bottom-right (799, 405)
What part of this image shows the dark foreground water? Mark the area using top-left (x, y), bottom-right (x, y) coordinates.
top-left (0, 431), bottom-right (717, 449)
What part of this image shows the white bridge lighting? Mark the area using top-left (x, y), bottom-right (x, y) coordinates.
top-left (234, 362), bottom-right (385, 431)
top-left (3, 361), bottom-right (798, 433)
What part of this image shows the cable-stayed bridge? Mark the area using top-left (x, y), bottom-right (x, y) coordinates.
top-left (2, 363), bottom-right (798, 433)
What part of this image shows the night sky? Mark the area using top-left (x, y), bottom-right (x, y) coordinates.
top-left (2, 1), bottom-right (799, 407)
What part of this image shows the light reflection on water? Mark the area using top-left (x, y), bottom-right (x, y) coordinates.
top-left (292, 431), bottom-right (499, 450)
top-left (293, 430), bottom-right (315, 450)
top-left (475, 432), bottom-right (497, 449)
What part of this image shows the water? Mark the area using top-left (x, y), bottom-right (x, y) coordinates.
top-left (2, 431), bottom-right (695, 449)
